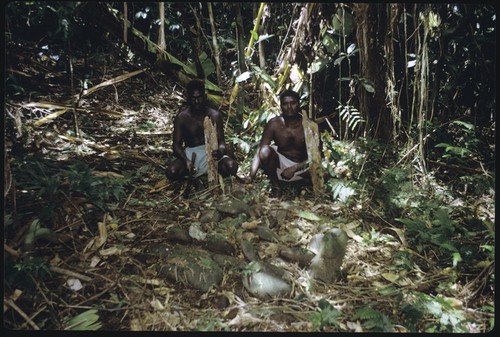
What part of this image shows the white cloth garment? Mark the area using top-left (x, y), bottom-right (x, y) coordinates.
top-left (185, 145), bottom-right (208, 178)
top-left (185, 145), bottom-right (229, 178)
top-left (270, 145), bottom-right (308, 181)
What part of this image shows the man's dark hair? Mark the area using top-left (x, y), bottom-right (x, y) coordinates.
top-left (187, 79), bottom-right (205, 95)
top-left (279, 89), bottom-right (300, 102)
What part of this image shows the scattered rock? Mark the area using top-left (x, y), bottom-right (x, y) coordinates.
top-left (255, 225), bottom-right (279, 242)
top-left (199, 209), bottom-right (220, 224)
top-left (215, 196), bottom-right (251, 216)
top-left (145, 243), bottom-right (173, 256)
top-left (242, 261), bottom-right (292, 299)
top-left (279, 246), bottom-right (315, 268)
top-left (268, 209), bottom-right (289, 228)
top-left (188, 222), bottom-right (207, 241)
top-left (158, 248), bottom-right (223, 292)
top-left (164, 227), bottom-right (192, 244)
top-left (240, 239), bottom-right (260, 261)
top-left (204, 233), bottom-right (235, 255)
top-left (211, 253), bottom-right (246, 270)
top-left (308, 227), bottom-right (348, 283)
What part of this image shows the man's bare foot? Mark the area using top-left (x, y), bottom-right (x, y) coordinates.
top-left (270, 186), bottom-right (282, 198)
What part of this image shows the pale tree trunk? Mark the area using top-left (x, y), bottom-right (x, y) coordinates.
top-left (204, 117), bottom-right (219, 191)
top-left (158, 2), bottom-right (166, 51)
top-left (233, 3), bottom-right (247, 117)
top-left (230, 2), bottom-right (267, 117)
top-left (186, 3), bottom-right (205, 79)
top-left (254, 3), bottom-right (269, 99)
top-left (233, 3), bottom-right (247, 73)
top-left (256, 4), bottom-right (268, 70)
top-left (208, 2), bottom-right (222, 85)
top-left (385, 4), bottom-right (403, 138)
top-left (303, 115), bottom-right (324, 198)
top-left (123, 2), bottom-right (128, 43)
top-left (411, 4), bottom-right (431, 175)
top-left (276, 3), bottom-right (315, 90)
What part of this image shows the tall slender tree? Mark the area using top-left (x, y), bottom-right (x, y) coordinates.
top-left (353, 3), bottom-right (393, 141)
top-left (208, 2), bottom-right (223, 85)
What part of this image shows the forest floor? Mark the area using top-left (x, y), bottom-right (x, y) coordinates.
top-left (3, 40), bottom-right (494, 332)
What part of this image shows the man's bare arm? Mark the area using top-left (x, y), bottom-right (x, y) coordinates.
top-left (172, 114), bottom-right (188, 162)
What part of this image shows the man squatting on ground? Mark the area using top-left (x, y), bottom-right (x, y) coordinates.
top-left (247, 89), bottom-right (313, 197)
top-left (166, 79), bottom-right (238, 181)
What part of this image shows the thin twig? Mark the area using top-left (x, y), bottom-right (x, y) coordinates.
top-left (50, 265), bottom-right (93, 282)
top-left (4, 298), bottom-right (40, 330)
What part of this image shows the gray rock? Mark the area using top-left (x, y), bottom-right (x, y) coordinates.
top-left (145, 243), bottom-right (173, 256)
top-left (188, 222), bottom-right (207, 241)
top-left (211, 253), bottom-right (246, 270)
top-left (204, 233), bottom-right (235, 255)
top-left (255, 225), bottom-right (279, 242)
top-left (158, 248), bottom-right (223, 292)
top-left (268, 209), bottom-right (289, 228)
top-left (241, 239), bottom-right (260, 261)
top-left (279, 246), bottom-right (315, 268)
top-left (164, 227), bottom-right (192, 244)
top-left (308, 227), bottom-right (348, 283)
top-left (199, 209), bottom-right (220, 223)
top-left (215, 197), bottom-right (251, 216)
top-left (242, 261), bottom-right (292, 299)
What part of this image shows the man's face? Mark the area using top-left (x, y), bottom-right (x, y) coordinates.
top-left (188, 89), bottom-right (205, 112)
top-left (280, 96), bottom-right (300, 119)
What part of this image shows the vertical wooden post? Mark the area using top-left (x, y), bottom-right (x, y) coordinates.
top-left (204, 116), bottom-right (219, 191)
top-left (302, 114), bottom-right (324, 198)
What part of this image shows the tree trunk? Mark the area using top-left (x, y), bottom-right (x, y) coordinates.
top-left (276, 3), bottom-right (314, 90)
top-left (158, 2), bottom-right (166, 51)
top-left (257, 3), bottom-right (268, 70)
top-left (384, 4), bottom-right (403, 138)
top-left (302, 114), bottom-right (324, 198)
top-left (353, 3), bottom-right (392, 141)
top-left (208, 2), bottom-right (223, 85)
top-left (232, 3), bottom-right (247, 117)
top-left (233, 3), bottom-right (247, 73)
top-left (204, 117), bottom-right (219, 191)
top-left (412, 4), bottom-right (432, 175)
top-left (186, 3), bottom-right (205, 79)
top-left (123, 2), bottom-right (128, 43)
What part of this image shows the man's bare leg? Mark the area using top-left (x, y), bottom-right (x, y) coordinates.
top-left (258, 145), bottom-right (281, 197)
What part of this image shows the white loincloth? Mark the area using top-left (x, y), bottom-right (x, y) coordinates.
top-left (185, 145), bottom-right (229, 178)
top-left (270, 145), bottom-right (308, 182)
top-left (185, 145), bottom-right (208, 178)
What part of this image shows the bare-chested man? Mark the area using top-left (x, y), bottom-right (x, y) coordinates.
top-left (166, 79), bottom-right (238, 181)
top-left (247, 89), bottom-right (311, 197)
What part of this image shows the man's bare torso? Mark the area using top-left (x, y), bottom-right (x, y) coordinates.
top-left (177, 107), bottom-right (218, 148)
top-left (268, 116), bottom-right (307, 163)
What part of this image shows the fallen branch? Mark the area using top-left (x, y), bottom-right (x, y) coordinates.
top-left (4, 298), bottom-right (40, 330)
top-left (72, 68), bottom-right (146, 99)
top-left (49, 266), bottom-right (93, 283)
top-left (24, 101), bottom-right (124, 127)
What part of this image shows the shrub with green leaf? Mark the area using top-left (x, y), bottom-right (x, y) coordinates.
top-left (64, 309), bottom-right (102, 330)
top-left (402, 292), bottom-right (470, 333)
top-left (310, 299), bottom-right (342, 331)
top-left (354, 306), bottom-right (394, 332)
